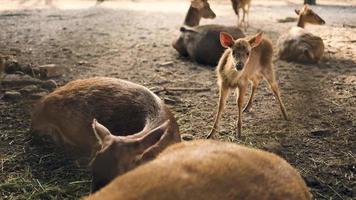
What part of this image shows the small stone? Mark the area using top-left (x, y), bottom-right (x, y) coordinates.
top-left (4, 91), bottom-right (21, 100)
top-left (158, 61), bottom-right (174, 67)
top-left (41, 79), bottom-right (57, 90)
top-left (39, 64), bottom-right (68, 78)
top-left (30, 91), bottom-right (48, 99)
top-left (262, 141), bottom-right (282, 154)
top-left (20, 85), bottom-right (38, 94)
top-left (181, 134), bottom-right (194, 141)
top-left (2, 74), bottom-right (42, 86)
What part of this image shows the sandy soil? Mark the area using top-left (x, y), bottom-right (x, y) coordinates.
top-left (0, 0), bottom-right (355, 199)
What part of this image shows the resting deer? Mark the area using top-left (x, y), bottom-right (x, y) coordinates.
top-left (207, 32), bottom-right (288, 139)
top-left (86, 140), bottom-right (312, 200)
top-left (172, 0), bottom-right (245, 66)
top-left (90, 119), bottom-right (179, 192)
top-left (277, 4), bottom-right (325, 63)
top-left (230, 0), bottom-right (252, 31)
top-left (31, 77), bottom-right (180, 155)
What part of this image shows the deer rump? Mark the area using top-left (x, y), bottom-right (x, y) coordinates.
top-left (31, 77), bottom-right (177, 152)
top-left (174, 25), bottom-right (245, 66)
top-left (278, 30), bottom-right (324, 63)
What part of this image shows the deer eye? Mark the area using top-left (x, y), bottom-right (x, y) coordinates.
top-left (246, 52), bottom-right (249, 56)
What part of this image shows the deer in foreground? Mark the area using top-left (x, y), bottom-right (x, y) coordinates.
top-left (86, 140), bottom-right (312, 200)
top-left (277, 4), bottom-right (325, 63)
top-left (31, 77), bottom-right (180, 155)
top-left (172, 0), bottom-right (245, 66)
top-left (90, 119), bottom-right (179, 192)
top-left (230, 0), bottom-right (252, 31)
top-left (207, 32), bottom-right (288, 139)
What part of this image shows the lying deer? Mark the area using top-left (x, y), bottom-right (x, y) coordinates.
top-left (31, 77), bottom-right (181, 155)
top-left (207, 32), bottom-right (288, 139)
top-left (86, 140), bottom-right (312, 200)
top-left (90, 119), bottom-right (179, 192)
top-left (172, 0), bottom-right (245, 66)
top-left (230, 0), bottom-right (252, 31)
top-left (277, 4), bottom-right (325, 63)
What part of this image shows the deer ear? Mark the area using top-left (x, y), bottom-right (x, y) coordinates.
top-left (249, 32), bottom-right (263, 48)
top-left (191, 0), bottom-right (204, 9)
top-left (220, 32), bottom-right (234, 48)
top-left (92, 119), bottom-right (113, 148)
top-left (134, 120), bottom-right (172, 155)
top-left (295, 9), bottom-right (300, 15)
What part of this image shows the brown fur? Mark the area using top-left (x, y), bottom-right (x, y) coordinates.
top-left (172, 0), bottom-right (245, 66)
top-left (185, 0), bottom-right (216, 26)
top-left (277, 5), bottom-right (325, 63)
top-left (208, 32), bottom-right (288, 138)
top-left (230, 0), bottom-right (252, 30)
top-left (31, 77), bottom-right (180, 153)
top-left (86, 140), bottom-right (312, 200)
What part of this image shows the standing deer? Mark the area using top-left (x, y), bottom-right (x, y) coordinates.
top-left (207, 32), bottom-right (288, 139)
top-left (277, 5), bottom-right (325, 63)
top-left (31, 77), bottom-right (180, 155)
top-left (230, 0), bottom-right (252, 31)
top-left (86, 140), bottom-right (312, 200)
top-left (172, 0), bottom-right (245, 66)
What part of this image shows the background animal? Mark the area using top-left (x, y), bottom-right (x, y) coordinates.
top-left (86, 140), bottom-right (312, 200)
top-left (208, 32), bottom-right (288, 138)
top-left (31, 77), bottom-right (180, 155)
top-left (277, 5), bottom-right (325, 63)
top-left (230, 0), bottom-right (252, 30)
top-left (172, 0), bottom-right (245, 66)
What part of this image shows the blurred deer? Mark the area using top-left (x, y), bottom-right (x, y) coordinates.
top-left (207, 32), bottom-right (288, 139)
top-left (231, 0), bottom-right (252, 31)
top-left (277, 5), bottom-right (325, 63)
top-left (172, 0), bottom-right (245, 66)
top-left (31, 77), bottom-right (180, 156)
top-left (86, 140), bottom-right (312, 200)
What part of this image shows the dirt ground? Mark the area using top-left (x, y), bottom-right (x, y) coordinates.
top-left (0, 0), bottom-right (355, 199)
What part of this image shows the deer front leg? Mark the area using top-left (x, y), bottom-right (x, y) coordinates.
top-left (207, 84), bottom-right (230, 139)
top-left (236, 85), bottom-right (246, 138)
top-left (243, 77), bottom-right (261, 112)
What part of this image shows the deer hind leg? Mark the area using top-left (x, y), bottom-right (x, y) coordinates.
top-left (207, 85), bottom-right (230, 139)
top-left (236, 85), bottom-right (247, 138)
top-left (262, 66), bottom-right (288, 120)
top-left (243, 76), bottom-right (262, 112)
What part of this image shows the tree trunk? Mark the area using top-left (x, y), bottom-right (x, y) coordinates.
top-left (304, 0), bottom-right (316, 5)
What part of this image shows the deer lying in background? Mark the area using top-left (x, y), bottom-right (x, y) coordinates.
top-left (230, 0), bottom-right (252, 31)
top-left (86, 140), bottom-right (312, 200)
top-left (172, 0), bottom-right (245, 66)
top-left (277, 4), bottom-right (325, 63)
top-left (31, 77), bottom-right (180, 155)
top-left (207, 32), bottom-right (288, 139)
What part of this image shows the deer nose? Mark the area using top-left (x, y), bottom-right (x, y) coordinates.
top-left (235, 62), bottom-right (243, 70)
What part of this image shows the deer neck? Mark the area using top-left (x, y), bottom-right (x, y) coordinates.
top-left (297, 15), bottom-right (306, 28)
top-left (184, 6), bottom-right (201, 26)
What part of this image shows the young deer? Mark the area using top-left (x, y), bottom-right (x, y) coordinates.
top-left (172, 0), bottom-right (245, 66)
top-left (86, 140), bottom-right (312, 200)
top-left (230, 0), bottom-right (252, 31)
top-left (277, 5), bottom-right (325, 63)
top-left (207, 32), bottom-right (288, 139)
top-left (31, 77), bottom-right (180, 155)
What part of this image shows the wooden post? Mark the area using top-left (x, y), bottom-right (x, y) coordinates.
top-left (304, 0), bottom-right (316, 5)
